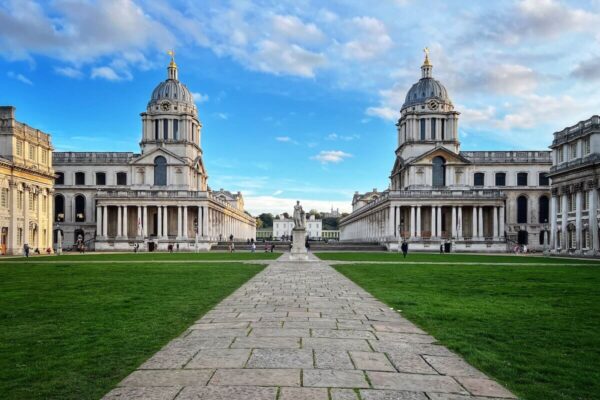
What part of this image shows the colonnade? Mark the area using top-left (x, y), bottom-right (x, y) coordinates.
top-left (341, 203), bottom-right (505, 242)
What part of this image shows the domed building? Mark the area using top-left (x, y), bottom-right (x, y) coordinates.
top-left (52, 55), bottom-right (256, 251)
top-left (341, 50), bottom-right (552, 252)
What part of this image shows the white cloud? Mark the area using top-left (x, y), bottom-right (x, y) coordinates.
top-left (7, 71), bottom-right (32, 85)
top-left (54, 66), bottom-right (83, 79)
top-left (275, 136), bottom-right (299, 144)
top-left (192, 92), bottom-right (209, 103)
top-left (216, 113), bottom-right (229, 120)
top-left (326, 133), bottom-right (360, 141)
top-left (91, 66), bottom-right (121, 81)
top-left (254, 40), bottom-right (326, 78)
top-left (311, 150), bottom-right (352, 164)
top-left (271, 14), bottom-right (325, 44)
top-left (341, 16), bottom-right (392, 61)
top-left (365, 106), bottom-right (396, 121)
top-left (273, 190), bottom-right (283, 195)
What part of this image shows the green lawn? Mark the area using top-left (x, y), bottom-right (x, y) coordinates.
top-left (2, 251), bottom-right (282, 262)
top-left (333, 261), bottom-right (600, 400)
top-left (0, 261), bottom-right (265, 400)
top-left (317, 251), bottom-right (600, 264)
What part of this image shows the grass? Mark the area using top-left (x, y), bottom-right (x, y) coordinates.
top-left (0, 260), bottom-right (265, 400)
top-left (333, 260), bottom-right (600, 400)
top-left (316, 251), bottom-right (600, 264)
top-left (3, 251), bottom-right (282, 262)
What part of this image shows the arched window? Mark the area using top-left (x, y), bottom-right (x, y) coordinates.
top-left (539, 195), bottom-right (549, 223)
top-left (517, 195), bottom-right (528, 223)
top-left (54, 194), bottom-right (65, 222)
top-left (75, 195), bottom-right (86, 222)
top-left (474, 172), bottom-right (484, 187)
top-left (432, 156), bottom-right (446, 187)
top-left (154, 156), bottom-right (167, 186)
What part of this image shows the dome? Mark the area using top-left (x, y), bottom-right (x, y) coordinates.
top-left (150, 79), bottom-right (193, 105)
top-left (401, 50), bottom-right (452, 110)
top-left (402, 77), bottom-right (450, 109)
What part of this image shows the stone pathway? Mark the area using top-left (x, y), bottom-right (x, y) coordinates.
top-left (103, 255), bottom-right (516, 400)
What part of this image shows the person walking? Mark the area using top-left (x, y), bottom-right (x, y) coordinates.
top-left (23, 243), bottom-right (29, 258)
top-left (401, 241), bottom-right (408, 258)
top-left (251, 242), bottom-right (256, 253)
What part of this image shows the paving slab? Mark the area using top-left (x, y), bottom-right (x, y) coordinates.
top-left (102, 256), bottom-right (514, 400)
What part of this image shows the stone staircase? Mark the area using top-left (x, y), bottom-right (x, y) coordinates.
top-left (210, 241), bottom-right (387, 252)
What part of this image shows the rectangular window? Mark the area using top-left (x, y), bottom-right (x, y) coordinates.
top-left (570, 142), bottom-right (577, 159)
top-left (584, 229), bottom-right (590, 248)
top-left (474, 173), bottom-right (484, 187)
top-left (16, 140), bottom-right (23, 156)
top-left (154, 120), bottom-right (159, 140)
top-left (568, 193), bottom-right (575, 212)
top-left (75, 172), bottom-right (85, 185)
top-left (29, 193), bottom-right (35, 212)
top-left (17, 228), bottom-right (22, 246)
top-left (29, 144), bottom-right (35, 160)
top-left (538, 172), bottom-right (549, 186)
top-left (441, 119), bottom-right (446, 140)
top-left (517, 172), bottom-right (528, 186)
top-left (420, 119), bottom-right (426, 140)
top-left (96, 172), bottom-right (106, 186)
top-left (116, 172), bottom-right (127, 185)
top-left (583, 191), bottom-right (589, 211)
top-left (163, 119), bottom-right (169, 140)
top-left (17, 191), bottom-right (23, 210)
top-left (584, 137), bottom-right (591, 155)
top-left (56, 172), bottom-right (64, 185)
top-left (558, 147), bottom-right (564, 162)
top-left (557, 196), bottom-right (562, 213)
top-left (495, 173), bottom-right (506, 186)
top-left (173, 119), bottom-right (179, 140)
top-left (41, 149), bottom-right (48, 164)
top-left (431, 118), bottom-right (436, 140)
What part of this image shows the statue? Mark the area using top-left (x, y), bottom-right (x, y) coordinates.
top-left (293, 201), bottom-right (306, 230)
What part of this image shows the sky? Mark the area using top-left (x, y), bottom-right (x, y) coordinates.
top-left (1, 0), bottom-right (599, 215)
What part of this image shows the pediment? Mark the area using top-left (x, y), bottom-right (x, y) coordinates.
top-left (409, 146), bottom-right (471, 166)
top-left (131, 147), bottom-right (187, 165)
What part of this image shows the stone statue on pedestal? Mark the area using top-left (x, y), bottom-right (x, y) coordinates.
top-left (290, 201), bottom-right (308, 261)
top-left (293, 201), bottom-right (306, 230)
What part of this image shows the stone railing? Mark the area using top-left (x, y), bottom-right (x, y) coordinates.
top-left (460, 151), bottom-right (552, 163)
top-left (96, 189), bottom-right (209, 199)
top-left (549, 153), bottom-right (600, 173)
top-left (551, 115), bottom-right (600, 147)
top-left (53, 152), bottom-right (136, 164)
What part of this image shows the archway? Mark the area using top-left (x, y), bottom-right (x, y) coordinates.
top-left (154, 156), bottom-right (167, 186)
top-left (432, 156), bottom-right (446, 187)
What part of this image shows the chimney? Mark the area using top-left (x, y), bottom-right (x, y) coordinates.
top-left (0, 106), bottom-right (16, 120)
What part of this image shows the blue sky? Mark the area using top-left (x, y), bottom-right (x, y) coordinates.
top-left (1, 0), bottom-right (599, 214)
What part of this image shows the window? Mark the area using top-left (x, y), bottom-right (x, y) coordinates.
top-left (570, 142), bottom-right (577, 159)
top-left (557, 195), bottom-right (562, 213)
top-left (568, 192), bottom-right (575, 212)
top-left (42, 195), bottom-right (47, 213)
top-left (154, 156), bottom-right (167, 186)
top-left (558, 147), bottom-right (564, 162)
top-left (538, 172), bottom-right (549, 186)
top-left (163, 119), bottom-right (168, 140)
top-left (583, 229), bottom-right (590, 249)
top-left (75, 195), bottom-right (86, 222)
top-left (474, 172), bottom-right (484, 187)
top-left (154, 120), bottom-right (159, 140)
top-left (173, 119), bottom-right (179, 140)
top-left (17, 228), bottom-right (22, 246)
top-left (517, 195), bottom-right (528, 223)
top-left (517, 172), bottom-right (528, 186)
top-left (432, 156), bottom-right (446, 187)
top-left (29, 192), bottom-right (35, 212)
top-left (75, 172), bottom-right (85, 185)
top-left (420, 119), bottom-right (426, 140)
top-left (55, 195), bottom-right (65, 222)
top-left (41, 149), bottom-right (48, 164)
top-left (431, 119), bottom-right (436, 140)
top-left (16, 140), bottom-right (23, 156)
top-left (583, 191), bottom-right (589, 210)
top-left (495, 172), bottom-right (506, 186)
top-left (538, 196), bottom-right (549, 224)
top-left (17, 191), bottom-right (23, 210)
top-left (29, 144), bottom-right (35, 160)
top-left (584, 137), bottom-right (591, 155)
top-left (56, 172), bottom-right (64, 185)
top-left (0, 188), bottom-right (7, 208)
top-left (116, 172), bottom-right (127, 185)
top-left (441, 119), bottom-right (446, 140)
top-left (95, 172), bottom-right (106, 185)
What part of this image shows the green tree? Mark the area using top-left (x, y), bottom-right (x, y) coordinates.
top-left (258, 213), bottom-right (274, 228)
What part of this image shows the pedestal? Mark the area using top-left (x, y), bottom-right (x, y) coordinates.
top-left (290, 228), bottom-right (308, 261)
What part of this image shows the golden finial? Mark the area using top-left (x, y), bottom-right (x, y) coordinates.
top-left (423, 47), bottom-right (431, 66)
top-left (167, 49), bottom-right (176, 67)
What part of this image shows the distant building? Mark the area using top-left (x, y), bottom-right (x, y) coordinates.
top-left (548, 115), bottom-right (600, 255)
top-left (0, 106), bottom-right (55, 255)
top-left (256, 228), bottom-right (273, 240)
top-left (273, 214), bottom-right (322, 240)
top-left (322, 206), bottom-right (341, 218)
top-left (322, 230), bottom-right (340, 241)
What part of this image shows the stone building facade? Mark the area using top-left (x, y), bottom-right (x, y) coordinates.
top-left (53, 57), bottom-right (255, 251)
top-left (548, 115), bottom-right (600, 255)
top-left (273, 215), bottom-right (322, 240)
top-left (0, 106), bottom-right (55, 255)
top-left (340, 52), bottom-right (552, 252)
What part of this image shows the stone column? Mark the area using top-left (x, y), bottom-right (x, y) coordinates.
top-left (436, 206), bottom-right (442, 239)
top-left (143, 206), bottom-right (148, 238)
top-left (457, 206), bottom-right (463, 239)
top-left (561, 192), bottom-right (568, 250)
top-left (157, 206), bottom-right (162, 239)
top-left (430, 206), bottom-right (436, 238)
top-left (102, 205), bottom-right (108, 237)
top-left (123, 205), bottom-right (128, 238)
top-left (183, 206), bottom-right (188, 239)
top-left (451, 206), bottom-right (457, 239)
top-left (137, 206), bottom-right (142, 237)
top-left (550, 196), bottom-right (557, 250)
top-left (177, 206), bottom-right (182, 238)
top-left (472, 206), bottom-right (477, 239)
top-left (202, 206), bottom-right (208, 238)
top-left (575, 190), bottom-right (582, 250)
top-left (591, 189), bottom-right (599, 252)
top-left (416, 206), bottom-right (421, 238)
top-left (163, 206), bottom-right (169, 238)
top-left (493, 206), bottom-right (498, 240)
top-left (410, 206), bottom-right (415, 238)
top-left (117, 206), bottom-right (123, 238)
top-left (389, 205), bottom-right (395, 238)
top-left (96, 206), bottom-right (102, 237)
top-left (499, 206), bottom-right (505, 241)
top-left (23, 187), bottom-right (29, 246)
top-left (478, 206), bottom-right (484, 239)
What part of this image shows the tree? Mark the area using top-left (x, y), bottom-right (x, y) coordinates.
top-left (322, 217), bottom-right (339, 230)
top-left (257, 213), bottom-right (274, 228)
top-left (256, 218), bottom-right (263, 229)
top-left (282, 212), bottom-right (290, 219)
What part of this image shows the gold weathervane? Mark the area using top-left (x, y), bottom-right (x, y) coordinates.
top-left (167, 49), bottom-right (176, 66)
top-left (423, 47), bottom-right (431, 66)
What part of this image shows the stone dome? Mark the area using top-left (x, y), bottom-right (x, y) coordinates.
top-left (147, 57), bottom-right (195, 108)
top-left (401, 51), bottom-right (452, 110)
